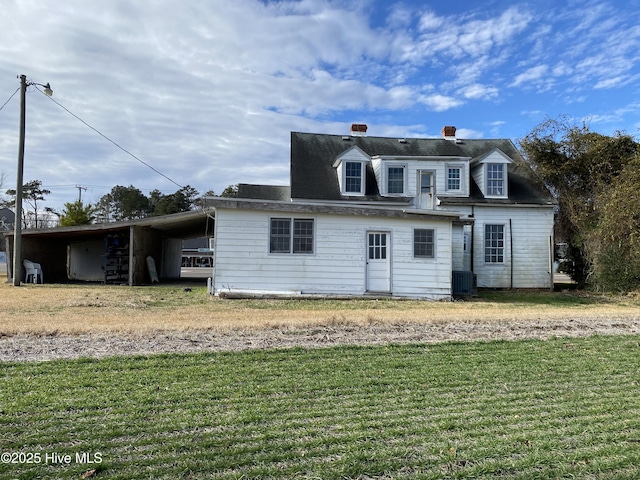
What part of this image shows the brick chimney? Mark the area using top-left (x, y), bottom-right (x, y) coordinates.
top-left (441, 125), bottom-right (457, 139)
top-left (350, 123), bottom-right (368, 137)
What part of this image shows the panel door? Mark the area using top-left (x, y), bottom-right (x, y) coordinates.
top-left (418, 171), bottom-right (434, 209)
top-left (366, 231), bottom-right (390, 292)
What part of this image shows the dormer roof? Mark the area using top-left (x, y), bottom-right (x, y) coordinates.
top-left (290, 131), bottom-right (554, 205)
top-left (470, 147), bottom-right (514, 166)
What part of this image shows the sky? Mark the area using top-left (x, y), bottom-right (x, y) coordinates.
top-left (1, 0), bottom-right (640, 213)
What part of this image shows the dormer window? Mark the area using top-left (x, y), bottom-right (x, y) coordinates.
top-left (447, 166), bottom-right (462, 192)
top-left (334, 146), bottom-right (370, 196)
top-left (487, 163), bottom-right (505, 196)
top-left (387, 165), bottom-right (406, 194)
top-left (471, 149), bottom-right (511, 199)
top-left (345, 161), bottom-right (363, 193)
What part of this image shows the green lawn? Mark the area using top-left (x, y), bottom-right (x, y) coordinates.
top-left (1, 335), bottom-right (639, 479)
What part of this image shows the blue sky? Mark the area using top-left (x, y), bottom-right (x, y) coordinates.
top-left (1, 0), bottom-right (639, 212)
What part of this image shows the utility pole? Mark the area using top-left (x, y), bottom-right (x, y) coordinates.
top-left (12, 75), bottom-right (52, 286)
top-left (75, 184), bottom-right (87, 203)
top-left (13, 75), bottom-right (26, 286)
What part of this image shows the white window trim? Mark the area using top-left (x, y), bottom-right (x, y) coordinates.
top-left (385, 163), bottom-right (408, 196)
top-left (269, 217), bottom-right (316, 255)
top-left (341, 160), bottom-right (366, 196)
top-left (484, 223), bottom-right (505, 264)
top-left (413, 227), bottom-right (436, 260)
top-left (485, 163), bottom-right (508, 198)
top-left (445, 163), bottom-right (465, 194)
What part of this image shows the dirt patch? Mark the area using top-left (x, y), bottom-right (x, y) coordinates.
top-left (2, 315), bottom-right (639, 362)
top-left (1, 277), bottom-right (639, 362)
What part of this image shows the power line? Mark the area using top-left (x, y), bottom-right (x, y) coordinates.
top-left (0, 87), bottom-right (20, 113)
top-left (37, 86), bottom-right (184, 189)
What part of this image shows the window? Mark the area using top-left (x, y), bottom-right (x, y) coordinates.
top-left (487, 163), bottom-right (504, 196)
top-left (270, 218), bottom-right (314, 254)
top-left (345, 162), bottom-right (363, 193)
top-left (293, 219), bottom-right (314, 253)
top-left (368, 233), bottom-right (387, 259)
top-left (414, 229), bottom-right (435, 258)
top-left (447, 166), bottom-right (462, 191)
top-left (387, 166), bottom-right (405, 194)
top-left (484, 224), bottom-right (504, 263)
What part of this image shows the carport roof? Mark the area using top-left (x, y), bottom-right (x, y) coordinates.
top-left (2, 208), bottom-right (215, 240)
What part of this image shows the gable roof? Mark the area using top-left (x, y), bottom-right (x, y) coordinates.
top-left (290, 132), bottom-right (554, 205)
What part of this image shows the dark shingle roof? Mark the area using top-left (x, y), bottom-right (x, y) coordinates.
top-left (290, 132), bottom-right (554, 205)
top-left (237, 184), bottom-right (291, 201)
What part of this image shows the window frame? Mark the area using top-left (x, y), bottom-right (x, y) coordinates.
top-left (269, 217), bottom-right (315, 255)
top-left (413, 228), bottom-right (436, 259)
top-left (486, 163), bottom-right (505, 197)
top-left (484, 224), bottom-right (505, 264)
top-left (368, 232), bottom-right (388, 260)
top-left (343, 160), bottom-right (365, 195)
top-left (386, 164), bottom-right (407, 195)
top-left (446, 165), bottom-right (463, 193)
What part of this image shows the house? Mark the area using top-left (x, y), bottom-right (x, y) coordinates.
top-left (209, 124), bottom-right (556, 300)
top-left (0, 207), bottom-right (15, 231)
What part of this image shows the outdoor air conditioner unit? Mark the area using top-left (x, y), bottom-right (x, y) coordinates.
top-left (452, 270), bottom-right (477, 297)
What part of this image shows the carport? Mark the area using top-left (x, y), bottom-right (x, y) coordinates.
top-left (3, 208), bottom-right (214, 285)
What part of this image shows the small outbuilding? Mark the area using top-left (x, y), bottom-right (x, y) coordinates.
top-left (3, 209), bottom-right (214, 285)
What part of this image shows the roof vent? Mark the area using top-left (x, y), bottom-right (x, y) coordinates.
top-left (441, 125), bottom-right (457, 140)
top-left (398, 138), bottom-right (407, 143)
top-left (350, 123), bottom-right (368, 137)
top-left (342, 136), bottom-right (351, 141)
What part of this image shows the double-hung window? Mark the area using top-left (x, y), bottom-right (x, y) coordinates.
top-left (387, 166), bottom-right (405, 194)
top-left (447, 166), bottom-right (462, 191)
top-left (484, 224), bottom-right (504, 263)
top-left (414, 229), bottom-right (435, 258)
top-left (487, 164), bottom-right (504, 196)
top-left (345, 161), bottom-right (363, 194)
top-left (270, 218), bottom-right (314, 254)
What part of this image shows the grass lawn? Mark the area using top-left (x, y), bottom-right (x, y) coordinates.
top-left (1, 335), bottom-right (640, 479)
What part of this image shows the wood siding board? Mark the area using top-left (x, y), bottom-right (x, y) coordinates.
top-left (214, 207), bottom-right (453, 299)
top-left (472, 206), bottom-right (553, 288)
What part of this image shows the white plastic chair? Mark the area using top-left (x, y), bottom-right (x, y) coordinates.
top-left (23, 259), bottom-right (43, 284)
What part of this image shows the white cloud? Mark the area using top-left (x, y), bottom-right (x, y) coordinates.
top-left (459, 83), bottom-right (499, 100)
top-left (419, 94), bottom-right (464, 112)
top-left (0, 0), bottom-right (639, 212)
top-left (418, 11), bottom-right (444, 31)
top-left (511, 65), bottom-right (549, 88)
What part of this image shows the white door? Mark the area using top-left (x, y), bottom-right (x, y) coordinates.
top-left (418, 171), bottom-right (434, 209)
top-left (367, 232), bottom-right (390, 292)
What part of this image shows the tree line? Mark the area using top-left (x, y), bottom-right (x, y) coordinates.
top-left (520, 117), bottom-right (640, 293)
top-left (1, 183), bottom-right (238, 228)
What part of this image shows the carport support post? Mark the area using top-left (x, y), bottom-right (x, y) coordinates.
top-left (12, 75), bottom-right (27, 286)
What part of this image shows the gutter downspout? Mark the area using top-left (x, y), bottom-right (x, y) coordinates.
top-left (208, 209), bottom-right (217, 295)
top-left (470, 206), bottom-right (475, 273)
top-left (509, 218), bottom-right (513, 289)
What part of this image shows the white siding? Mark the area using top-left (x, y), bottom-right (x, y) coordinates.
top-left (471, 165), bottom-right (485, 198)
top-left (213, 208), bottom-right (453, 300)
top-left (371, 157), bottom-right (470, 200)
top-left (451, 225), bottom-right (465, 271)
top-left (472, 206), bottom-right (554, 289)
